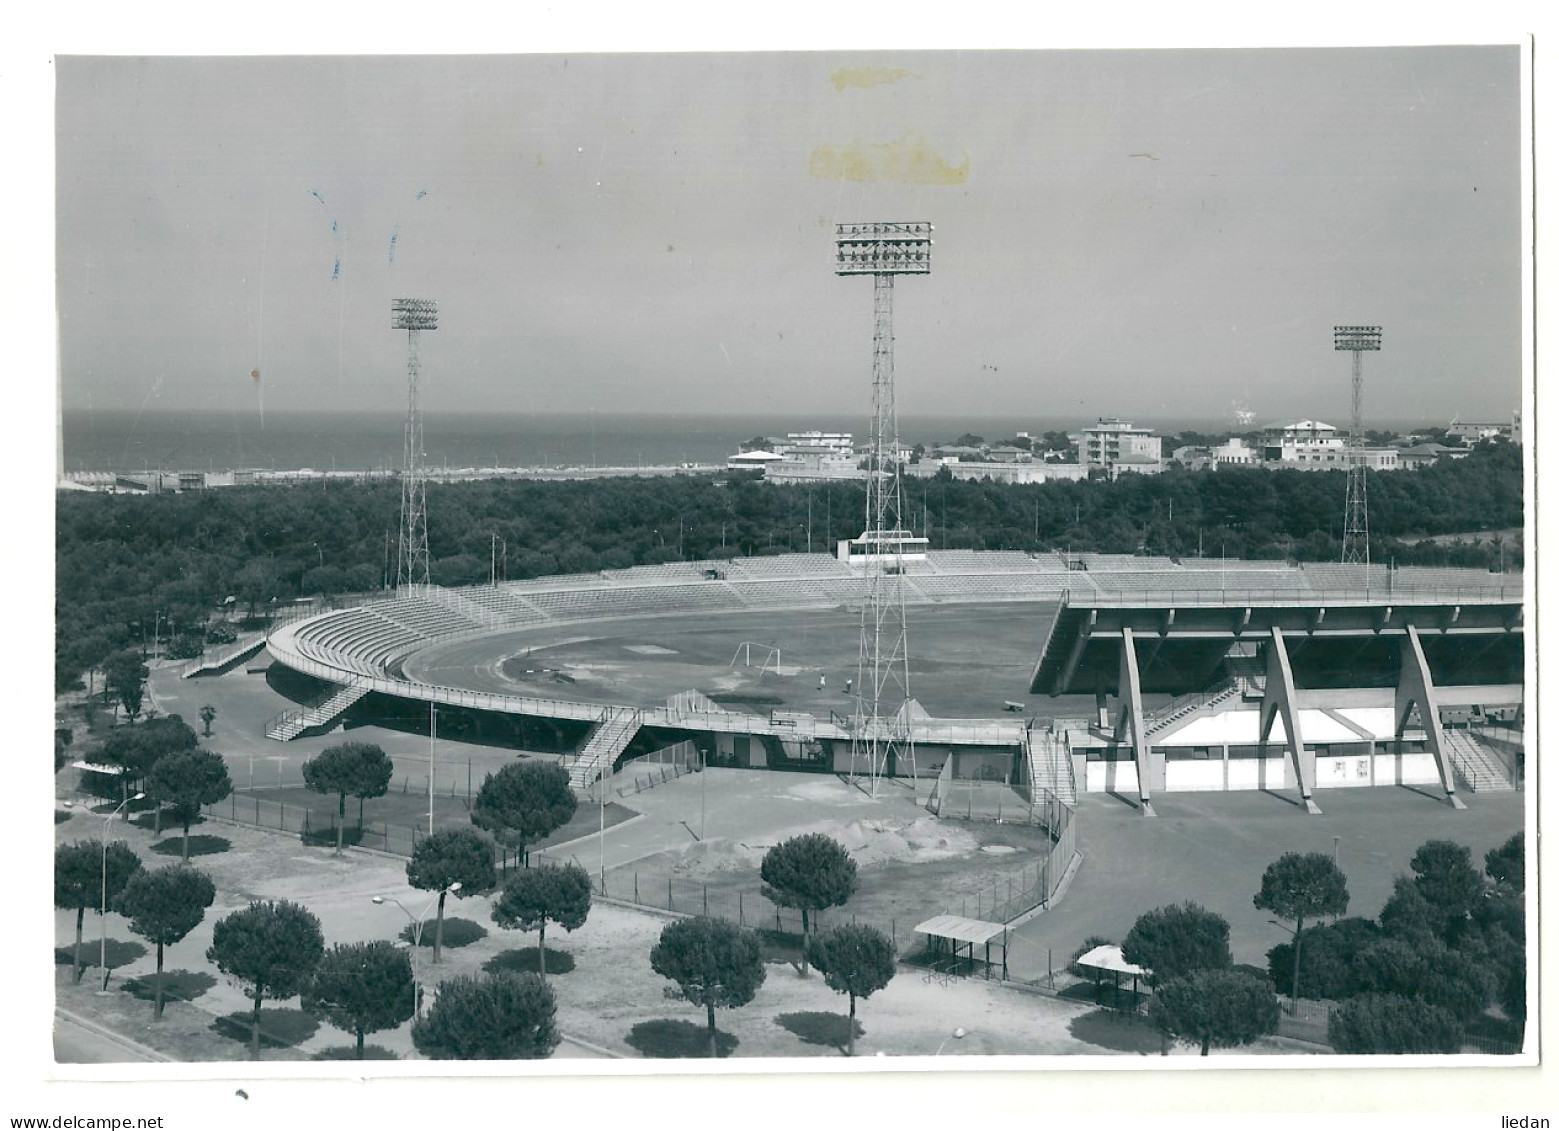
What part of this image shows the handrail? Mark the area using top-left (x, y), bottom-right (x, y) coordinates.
top-left (1070, 583), bottom-right (1521, 607)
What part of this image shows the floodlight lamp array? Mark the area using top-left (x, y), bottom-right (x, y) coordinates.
top-left (392, 298), bottom-right (440, 330)
top-left (1333, 325), bottom-right (1381, 351)
top-left (835, 221), bottom-right (934, 275)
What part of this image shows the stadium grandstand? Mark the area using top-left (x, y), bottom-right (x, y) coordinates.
top-left (1029, 562), bottom-right (1522, 816)
top-left (253, 552), bottom-right (1523, 809)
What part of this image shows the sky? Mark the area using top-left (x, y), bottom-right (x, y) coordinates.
top-left (54, 47), bottom-right (1522, 427)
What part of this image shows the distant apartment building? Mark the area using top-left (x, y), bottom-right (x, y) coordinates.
top-left (775, 431), bottom-right (855, 459)
top-left (1081, 419), bottom-right (1163, 477)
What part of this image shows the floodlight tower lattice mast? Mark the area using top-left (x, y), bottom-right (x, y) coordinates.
top-left (394, 298), bottom-right (438, 592)
top-left (1334, 325), bottom-right (1380, 567)
top-left (835, 221), bottom-right (932, 796)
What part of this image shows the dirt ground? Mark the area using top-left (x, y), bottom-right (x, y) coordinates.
top-left (52, 801), bottom-right (1311, 1063)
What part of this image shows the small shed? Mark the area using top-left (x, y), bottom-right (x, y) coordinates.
top-left (914, 914), bottom-right (1010, 980)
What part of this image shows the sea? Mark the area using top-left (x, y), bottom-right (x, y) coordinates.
top-left (59, 409), bottom-right (1435, 476)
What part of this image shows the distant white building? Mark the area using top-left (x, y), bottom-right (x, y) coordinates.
top-left (904, 461), bottom-right (1087, 485)
top-left (1260, 420), bottom-right (1348, 466)
top-left (1213, 437), bottom-right (1259, 467)
top-left (726, 450), bottom-right (787, 472)
top-left (1447, 416), bottom-right (1518, 445)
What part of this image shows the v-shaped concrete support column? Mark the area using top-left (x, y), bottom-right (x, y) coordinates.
top-left (1397, 623), bottom-right (1466, 809)
top-left (1117, 627), bottom-right (1155, 817)
top-left (1258, 626), bottom-right (1321, 814)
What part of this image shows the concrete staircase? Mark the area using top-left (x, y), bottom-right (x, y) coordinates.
top-left (1024, 724), bottom-right (1076, 806)
top-left (264, 679), bottom-right (371, 741)
top-left (1145, 678), bottom-right (1245, 740)
top-left (568, 707), bottom-right (643, 792)
top-left (1443, 729), bottom-right (1516, 792)
top-left (182, 632), bottom-right (268, 677)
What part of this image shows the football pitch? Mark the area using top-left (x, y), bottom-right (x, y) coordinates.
top-left (404, 600), bottom-right (1114, 720)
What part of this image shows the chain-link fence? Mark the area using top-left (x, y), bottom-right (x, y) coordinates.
top-left (590, 868), bottom-right (913, 953)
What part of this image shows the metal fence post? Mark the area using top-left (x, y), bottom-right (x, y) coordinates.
top-left (703, 885), bottom-right (708, 915)
top-left (635, 872), bottom-right (640, 903)
top-left (739, 892), bottom-right (744, 925)
top-left (668, 878), bottom-right (673, 910)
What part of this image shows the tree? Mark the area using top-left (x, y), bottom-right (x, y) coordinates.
top-left (1483, 831), bottom-right (1524, 890)
top-left (1378, 874), bottom-right (1440, 943)
top-left (115, 865), bottom-right (216, 1019)
top-left (304, 941), bottom-right (415, 1059)
top-left (406, 827), bottom-right (499, 963)
top-left (1327, 993), bottom-right (1464, 1054)
top-left (1351, 938), bottom-right (1491, 1022)
top-left (1148, 969), bottom-right (1281, 1056)
top-left (146, 748), bottom-right (233, 861)
top-left (491, 862), bottom-right (592, 979)
top-left (98, 719), bottom-right (195, 808)
top-left (471, 760), bottom-right (576, 868)
top-left (1252, 851), bottom-right (1350, 1009)
top-left (206, 899), bottom-right (325, 1058)
top-left (103, 649), bottom-right (149, 721)
top-left (198, 705), bottom-right (217, 738)
top-left (302, 742), bottom-right (394, 855)
top-left (759, 833), bottom-right (858, 974)
top-left (650, 916), bottom-right (766, 1058)
top-left (1264, 917), bottom-right (1380, 1002)
top-left (54, 840), bottom-right (143, 985)
top-left (1121, 902), bottom-right (1232, 986)
top-left (805, 924), bottom-right (896, 1056)
top-left (1408, 840), bottom-right (1484, 942)
top-left (411, 971), bottom-right (559, 1060)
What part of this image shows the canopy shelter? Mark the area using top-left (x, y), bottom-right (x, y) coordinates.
top-left (1074, 944), bottom-right (1149, 1012)
top-left (914, 914), bottom-right (1009, 981)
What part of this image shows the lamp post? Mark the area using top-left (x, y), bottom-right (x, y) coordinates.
top-left (372, 882), bottom-right (460, 1018)
top-left (99, 792), bottom-right (144, 992)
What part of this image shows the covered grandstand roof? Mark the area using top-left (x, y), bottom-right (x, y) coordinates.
top-left (1030, 571), bottom-right (1523, 697)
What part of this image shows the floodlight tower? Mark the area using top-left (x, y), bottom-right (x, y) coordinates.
top-left (1334, 325), bottom-right (1381, 567)
top-left (835, 221), bottom-right (932, 795)
top-left (393, 298), bottom-right (438, 591)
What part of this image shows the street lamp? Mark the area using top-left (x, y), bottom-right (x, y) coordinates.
top-left (372, 882), bottom-right (461, 1017)
top-left (99, 792), bottom-right (144, 993)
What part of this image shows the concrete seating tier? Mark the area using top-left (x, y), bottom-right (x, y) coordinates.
top-left (728, 578), bottom-right (870, 607)
top-left (503, 573), bottom-right (607, 592)
top-left (373, 596), bottom-right (481, 638)
top-left (924, 549), bottom-right (1037, 572)
top-left (1300, 564), bottom-right (1396, 592)
top-left (613, 561), bottom-right (726, 584)
top-left (1390, 567), bottom-right (1513, 592)
top-left (456, 587), bottom-right (550, 624)
top-left (726, 554), bottom-right (855, 579)
top-left (523, 582), bottom-right (746, 621)
top-left (1089, 569), bottom-right (1315, 595)
top-left (909, 573), bottom-right (1083, 601)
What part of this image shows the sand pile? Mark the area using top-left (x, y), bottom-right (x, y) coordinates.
top-left (668, 816), bottom-right (980, 877)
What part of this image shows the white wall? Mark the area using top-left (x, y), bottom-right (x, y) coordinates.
top-left (1225, 758), bottom-right (1290, 790)
top-left (1085, 760), bottom-right (1139, 794)
top-left (1164, 761), bottom-right (1225, 791)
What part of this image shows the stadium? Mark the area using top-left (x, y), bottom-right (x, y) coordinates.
top-left (242, 550), bottom-right (1524, 814)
